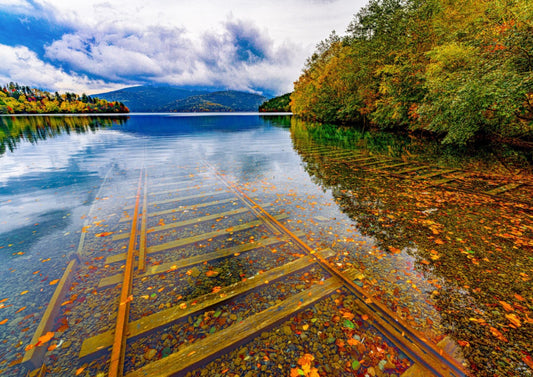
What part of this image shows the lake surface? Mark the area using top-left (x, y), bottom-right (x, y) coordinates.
top-left (0, 114), bottom-right (531, 377)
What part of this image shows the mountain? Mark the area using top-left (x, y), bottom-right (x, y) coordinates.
top-left (93, 86), bottom-right (208, 112)
top-left (157, 91), bottom-right (267, 112)
top-left (94, 86), bottom-right (267, 112)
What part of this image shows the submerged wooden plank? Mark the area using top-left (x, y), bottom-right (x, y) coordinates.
top-left (98, 232), bottom-right (304, 288)
top-left (125, 274), bottom-right (342, 377)
top-left (124, 190), bottom-right (228, 210)
top-left (125, 183), bottom-right (211, 200)
top-left (359, 159), bottom-right (394, 167)
top-left (413, 169), bottom-right (457, 180)
top-left (120, 198), bottom-right (237, 223)
top-left (82, 250), bottom-right (333, 359)
top-left (147, 205), bottom-right (261, 233)
top-left (105, 214), bottom-right (289, 264)
top-left (22, 259), bottom-right (77, 368)
top-left (376, 162), bottom-right (410, 170)
top-left (343, 156), bottom-right (376, 163)
top-left (485, 182), bottom-right (522, 196)
top-left (395, 165), bottom-right (430, 174)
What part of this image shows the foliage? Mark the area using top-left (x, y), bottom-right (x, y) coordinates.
top-left (291, 0), bottom-right (533, 145)
top-left (258, 93), bottom-right (292, 112)
top-left (156, 90), bottom-right (266, 112)
top-left (0, 82), bottom-right (129, 114)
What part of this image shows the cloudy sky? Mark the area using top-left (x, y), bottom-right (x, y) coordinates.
top-left (0, 0), bottom-right (366, 96)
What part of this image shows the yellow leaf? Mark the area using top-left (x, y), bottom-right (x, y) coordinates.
top-left (49, 279), bottom-right (59, 285)
top-left (302, 324), bottom-right (309, 331)
top-left (20, 290), bottom-right (28, 295)
top-left (505, 313), bottom-right (521, 327)
top-left (499, 301), bottom-right (513, 312)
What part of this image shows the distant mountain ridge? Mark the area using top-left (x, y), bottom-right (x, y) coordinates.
top-left (94, 86), bottom-right (267, 112)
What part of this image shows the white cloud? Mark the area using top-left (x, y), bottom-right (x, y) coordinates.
top-left (43, 19), bottom-right (302, 94)
top-left (2, 0), bottom-right (367, 94)
top-left (0, 43), bottom-right (126, 94)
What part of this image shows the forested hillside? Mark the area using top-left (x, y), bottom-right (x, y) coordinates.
top-left (156, 90), bottom-right (267, 112)
top-left (0, 83), bottom-right (128, 114)
top-left (258, 93), bottom-right (292, 112)
top-left (291, 0), bottom-right (533, 145)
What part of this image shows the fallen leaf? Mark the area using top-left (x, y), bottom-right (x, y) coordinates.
top-left (95, 232), bottom-right (114, 237)
top-left (37, 331), bottom-right (54, 345)
top-left (0, 319), bottom-right (8, 325)
top-left (499, 301), bottom-right (513, 312)
top-left (15, 306), bottom-right (26, 314)
top-left (20, 291), bottom-right (28, 295)
top-left (75, 367), bottom-right (85, 375)
top-left (489, 326), bottom-right (508, 342)
top-left (49, 279), bottom-right (60, 286)
top-left (505, 313), bottom-right (521, 327)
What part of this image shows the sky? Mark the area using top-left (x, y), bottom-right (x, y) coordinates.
top-left (0, 0), bottom-right (366, 96)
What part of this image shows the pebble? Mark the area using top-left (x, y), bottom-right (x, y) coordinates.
top-left (144, 348), bottom-right (157, 360)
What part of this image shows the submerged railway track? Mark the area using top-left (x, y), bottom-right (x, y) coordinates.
top-left (22, 160), bottom-right (468, 377)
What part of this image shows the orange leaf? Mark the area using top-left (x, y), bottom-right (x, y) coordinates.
top-left (499, 301), bottom-right (513, 312)
top-left (47, 344), bottom-right (57, 352)
top-left (25, 344), bottom-right (34, 351)
top-left (212, 286), bottom-right (222, 293)
top-left (505, 313), bottom-right (521, 327)
top-left (20, 290), bottom-right (28, 295)
top-left (95, 232), bottom-right (114, 237)
top-left (342, 311), bottom-right (355, 320)
top-left (0, 298), bottom-right (8, 303)
top-left (361, 314), bottom-right (369, 321)
top-left (75, 367), bottom-right (85, 375)
top-left (15, 306), bottom-right (26, 314)
top-left (0, 319), bottom-right (8, 325)
top-left (49, 279), bottom-right (59, 286)
top-left (37, 331), bottom-right (54, 345)
top-left (489, 326), bottom-right (508, 342)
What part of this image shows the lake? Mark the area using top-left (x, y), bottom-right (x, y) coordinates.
top-left (0, 114), bottom-right (531, 377)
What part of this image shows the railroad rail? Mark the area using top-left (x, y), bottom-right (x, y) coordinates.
top-left (296, 144), bottom-right (533, 209)
top-left (22, 162), bottom-right (467, 377)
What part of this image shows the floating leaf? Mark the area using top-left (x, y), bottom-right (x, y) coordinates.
top-left (0, 319), bottom-right (8, 325)
top-left (49, 279), bottom-right (60, 286)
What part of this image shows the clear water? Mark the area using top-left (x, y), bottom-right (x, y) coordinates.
top-left (0, 114), bottom-right (531, 377)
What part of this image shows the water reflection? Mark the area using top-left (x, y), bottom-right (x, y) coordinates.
top-left (291, 118), bottom-right (533, 376)
top-left (0, 116), bottom-right (128, 156)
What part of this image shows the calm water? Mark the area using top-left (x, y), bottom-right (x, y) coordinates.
top-left (0, 114), bottom-right (531, 377)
